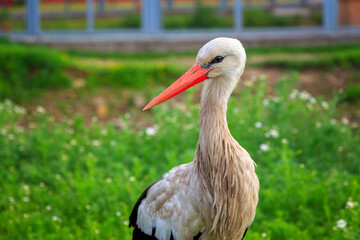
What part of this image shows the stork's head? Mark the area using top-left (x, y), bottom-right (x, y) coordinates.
top-left (143, 37), bottom-right (246, 110)
top-left (196, 37), bottom-right (246, 81)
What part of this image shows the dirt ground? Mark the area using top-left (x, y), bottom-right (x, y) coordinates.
top-left (22, 62), bottom-right (359, 128)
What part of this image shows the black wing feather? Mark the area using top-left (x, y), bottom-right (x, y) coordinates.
top-left (129, 178), bottom-right (202, 240)
top-left (241, 227), bottom-right (249, 240)
top-left (129, 178), bottom-right (162, 228)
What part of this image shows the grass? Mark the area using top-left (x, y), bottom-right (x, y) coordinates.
top-left (0, 40), bottom-right (71, 102)
top-left (0, 72), bottom-right (360, 239)
top-left (0, 40), bottom-right (359, 239)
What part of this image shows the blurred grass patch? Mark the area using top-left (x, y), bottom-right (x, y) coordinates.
top-left (0, 75), bottom-right (359, 239)
top-left (85, 63), bottom-right (185, 88)
top-left (0, 41), bottom-right (71, 102)
top-left (255, 48), bottom-right (360, 69)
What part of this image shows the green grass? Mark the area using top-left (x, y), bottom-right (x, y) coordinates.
top-left (0, 41), bottom-right (71, 102)
top-left (0, 73), bottom-right (359, 239)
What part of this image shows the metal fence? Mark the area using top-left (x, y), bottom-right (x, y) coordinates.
top-left (0, 0), bottom-right (355, 36)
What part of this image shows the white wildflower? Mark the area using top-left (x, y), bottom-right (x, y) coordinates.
top-left (70, 139), bottom-right (77, 145)
top-left (348, 201), bottom-right (358, 208)
top-left (9, 197), bottom-right (15, 203)
top-left (321, 101), bottom-right (329, 110)
top-left (336, 219), bottom-right (347, 228)
top-left (124, 113), bottom-right (131, 119)
top-left (52, 216), bottom-right (60, 221)
top-left (39, 182), bottom-right (45, 187)
top-left (255, 122), bottom-right (263, 128)
top-left (307, 103), bottom-right (313, 110)
top-left (92, 140), bottom-right (100, 147)
top-left (110, 140), bottom-right (116, 146)
top-left (36, 106), bottom-right (46, 114)
top-left (260, 144), bottom-right (270, 152)
top-left (95, 229), bottom-right (100, 234)
top-left (123, 220), bottom-right (129, 226)
top-left (106, 178), bottom-right (112, 184)
top-left (245, 81), bottom-right (253, 87)
top-left (259, 74), bottom-right (267, 81)
top-left (289, 90), bottom-right (298, 99)
top-left (85, 205), bottom-right (91, 210)
top-left (265, 129), bottom-right (279, 138)
top-left (262, 99), bottom-right (269, 106)
top-left (300, 163), bottom-right (305, 169)
top-left (91, 116), bottom-right (98, 123)
top-left (129, 176), bottom-right (136, 182)
top-left (341, 117), bottom-right (350, 125)
top-left (1, 128), bottom-right (7, 135)
top-left (23, 213), bottom-right (29, 219)
top-left (116, 211), bottom-right (121, 217)
top-left (22, 197), bottom-right (30, 202)
top-left (101, 129), bottom-right (108, 136)
top-left (23, 185), bottom-right (30, 192)
top-left (46, 205), bottom-right (52, 211)
top-left (338, 146), bottom-right (344, 152)
top-left (299, 91), bottom-right (311, 100)
top-left (261, 232), bottom-right (267, 237)
top-left (8, 134), bottom-right (14, 140)
top-left (316, 122), bottom-right (322, 128)
top-left (330, 119), bottom-right (337, 125)
top-left (55, 174), bottom-right (61, 180)
top-left (273, 97), bottom-right (280, 102)
top-left (346, 201), bottom-right (358, 208)
top-left (79, 146), bottom-right (85, 153)
top-left (145, 126), bottom-right (157, 136)
top-left (281, 138), bottom-right (288, 144)
top-left (14, 106), bottom-right (26, 115)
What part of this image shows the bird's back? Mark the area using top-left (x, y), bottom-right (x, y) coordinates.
top-left (130, 162), bottom-right (207, 240)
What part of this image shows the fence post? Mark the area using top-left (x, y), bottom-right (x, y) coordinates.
top-left (26, 0), bottom-right (41, 34)
top-left (98, 0), bottom-right (105, 12)
top-left (323, 0), bottom-right (338, 30)
top-left (167, 0), bottom-right (173, 10)
top-left (142, 0), bottom-right (162, 34)
top-left (220, 0), bottom-right (227, 12)
top-left (86, 0), bottom-right (95, 32)
top-left (234, 0), bottom-right (243, 31)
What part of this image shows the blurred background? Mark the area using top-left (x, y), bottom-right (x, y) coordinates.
top-left (0, 1), bottom-right (359, 240)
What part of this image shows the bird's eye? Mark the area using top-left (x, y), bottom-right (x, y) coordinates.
top-left (211, 56), bottom-right (225, 64)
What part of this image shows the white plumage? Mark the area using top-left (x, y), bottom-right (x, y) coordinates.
top-left (129, 37), bottom-right (260, 240)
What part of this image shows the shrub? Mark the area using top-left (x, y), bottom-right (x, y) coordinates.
top-left (0, 42), bottom-right (71, 102)
top-left (86, 63), bottom-right (185, 88)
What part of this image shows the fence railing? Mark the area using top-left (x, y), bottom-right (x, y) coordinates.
top-left (2, 0), bottom-right (345, 35)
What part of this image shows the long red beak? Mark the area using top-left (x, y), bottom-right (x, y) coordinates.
top-left (143, 63), bottom-right (211, 111)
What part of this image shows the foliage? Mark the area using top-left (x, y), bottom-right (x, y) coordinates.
top-left (120, 14), bottom-right (141, 28)
top-left (256, 49), bottom-right (360, 69)
top-left (0, 42), bottom-right (70, 102)
top-left (0, 75), bottom-right (359, 240)
top-left (85, 63), bottom-right (185, 88)
top-left (341, 84), bottom-right (360, 103)
top-left (244, 9), bottom-right (320, 27)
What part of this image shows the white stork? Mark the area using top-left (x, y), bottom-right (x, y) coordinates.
top-left (129, 37), bottom-right (259, 240)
